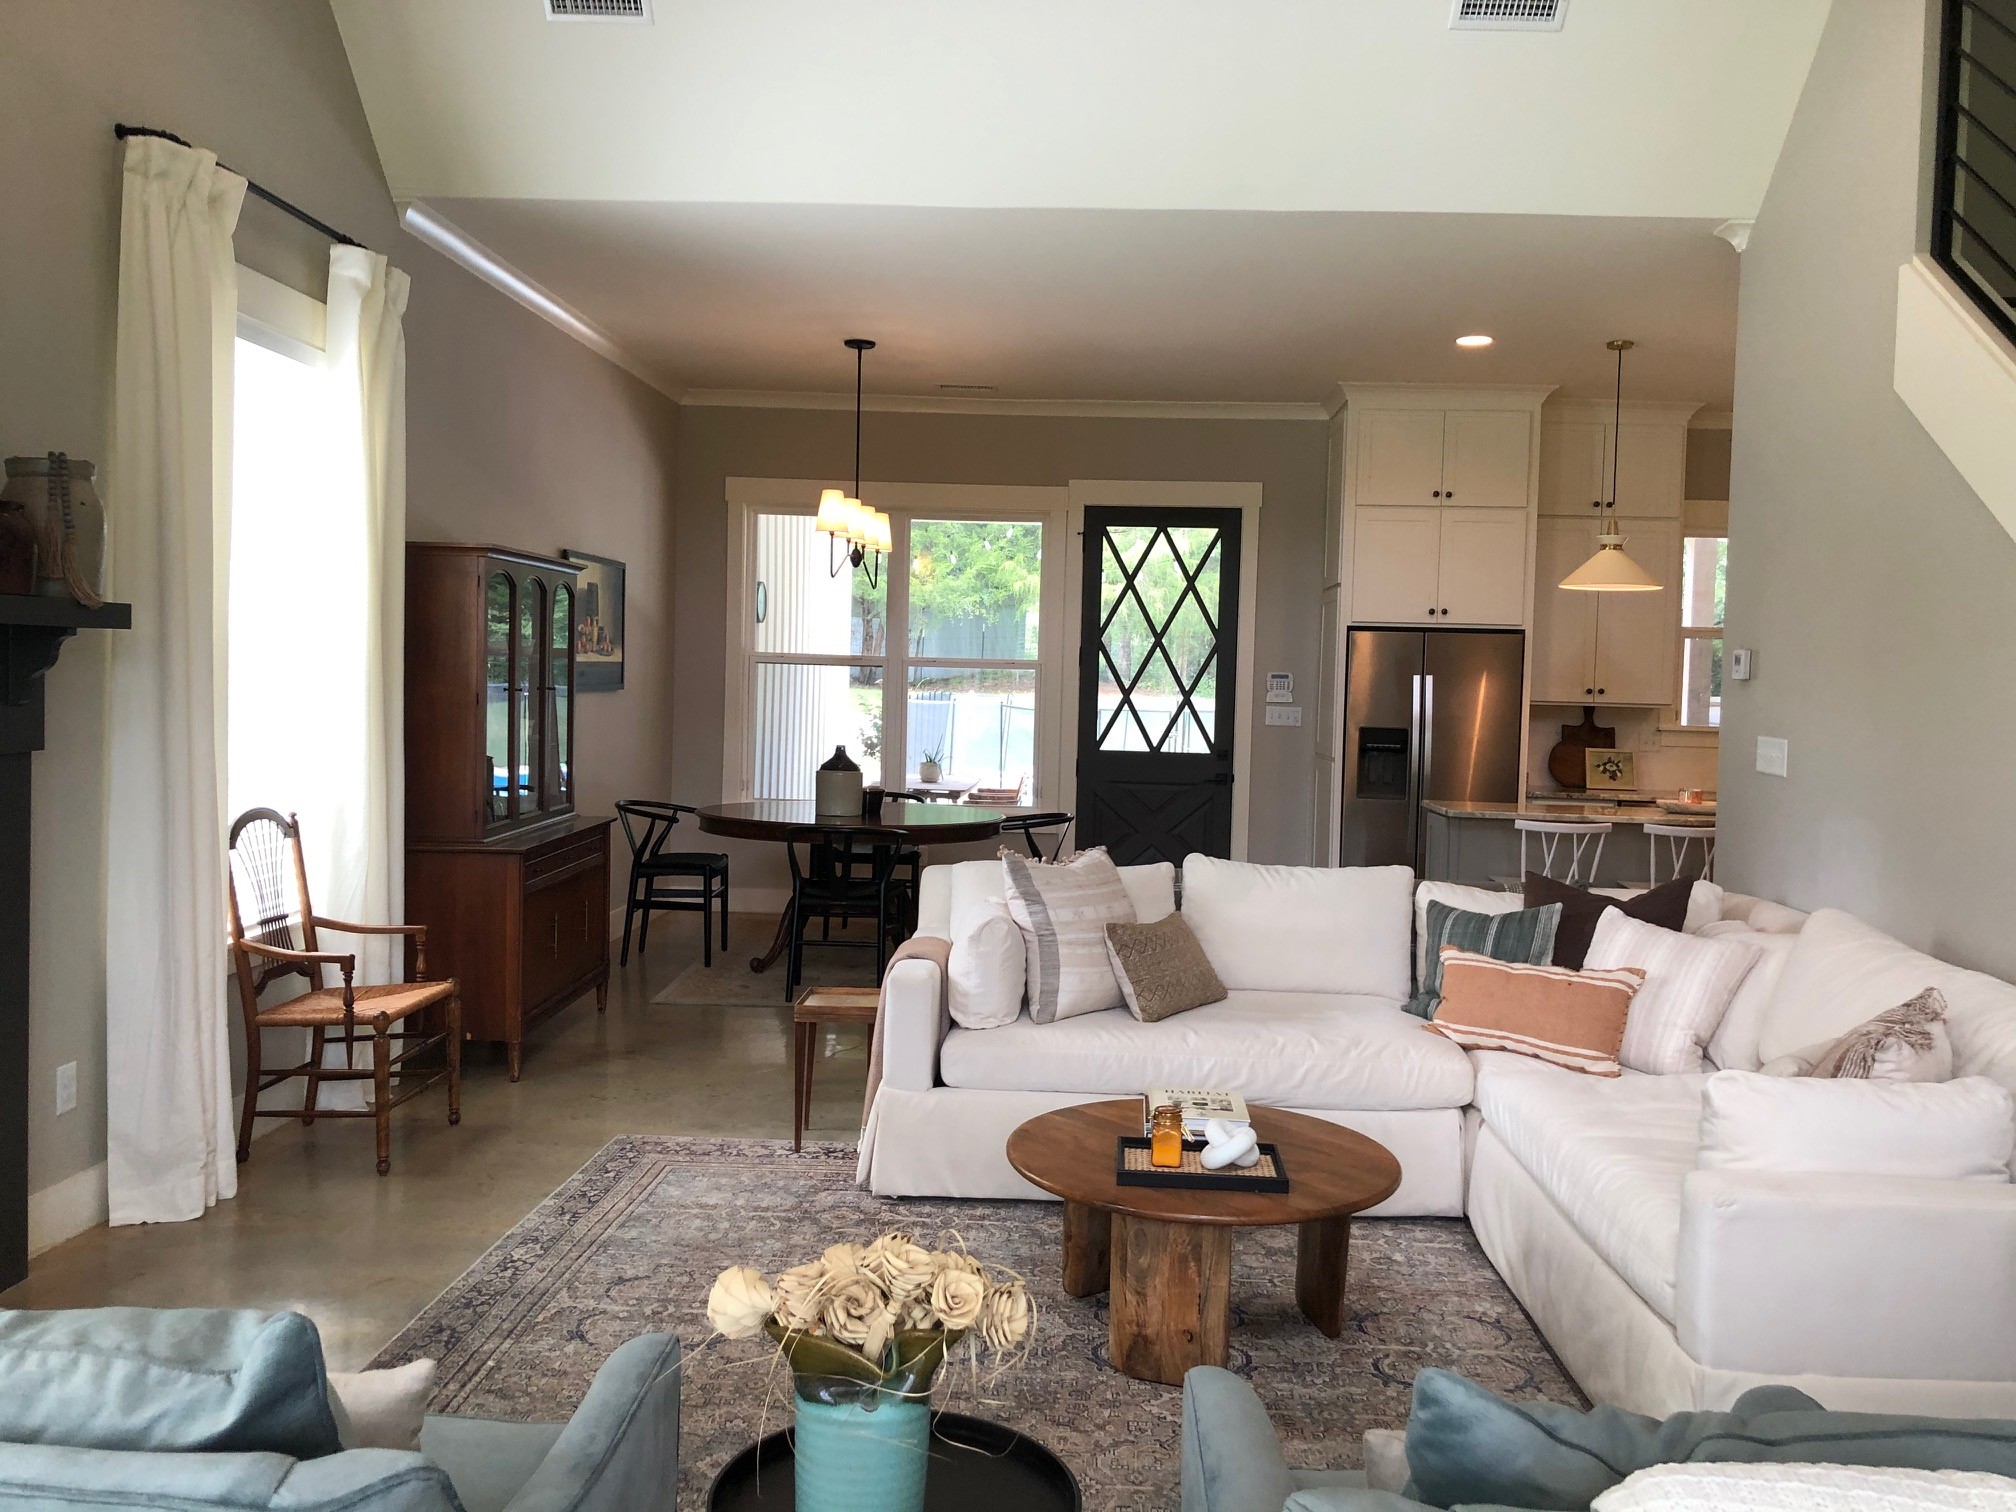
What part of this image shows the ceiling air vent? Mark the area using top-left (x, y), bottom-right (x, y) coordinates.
top-left (545, 0), bottom-right (652, 21)
top-left (1449, 0), bottom-right (1567, 31)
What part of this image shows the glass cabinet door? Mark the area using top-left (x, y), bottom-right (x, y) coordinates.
top-left (549, 582), bottom-right (574, 811)
top-left (485, 571), bottom-right (514, 824)
top-left (515, 576), bottom-right (544, 815)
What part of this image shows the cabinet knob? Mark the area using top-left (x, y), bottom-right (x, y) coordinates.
top-left (1445, 491), bottom-right (1455, 500)
top-left (1440, 608), bottom-right (1450, 615)
top-left (1597, 688), bottom-right (1606, 695)
top-left (1585, 687), bottom-right (1594, 695)
top-left (1432, 489), bottom-right (1442, 498)
top-left (1428, 607), bottom-right (1438, 616)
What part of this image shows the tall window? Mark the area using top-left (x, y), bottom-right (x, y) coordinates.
top-left (1679, 535), bottom-right (1726, 729)
top-left (1933, 0), bottom-right (2016, 345)
top-left (741, 508), bottom-right (1047, 802)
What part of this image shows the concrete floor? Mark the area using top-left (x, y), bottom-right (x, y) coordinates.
top-left (0, 914), bottom-right (870, 1368)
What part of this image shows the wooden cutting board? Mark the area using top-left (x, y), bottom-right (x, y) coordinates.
top-left (1547, 707), bottom-right (1615, 790)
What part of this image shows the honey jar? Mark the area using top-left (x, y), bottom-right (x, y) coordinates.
top-left (1149, 1103), bottom-right (1186, 1168)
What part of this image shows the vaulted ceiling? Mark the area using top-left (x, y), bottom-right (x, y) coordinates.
top-left (331, 0), bottom-right (1834, 406)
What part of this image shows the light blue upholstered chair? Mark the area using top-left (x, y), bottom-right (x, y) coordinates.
top-left (0, 1307), bottom-right (680, 1512)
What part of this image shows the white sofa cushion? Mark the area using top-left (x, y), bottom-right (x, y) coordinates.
top-left (1698, 1070), bottom-right (2015, 1182)
top-left (921, 857), bottom-right (1174, 940)
top-left (1184, 856), bottom-right (1412, 999)
top-left (1585, 912), bottom-right (1762, 1076)
top-left (1471, 1050), bottom-right (1707, 1320)
top-left (1702, 931), bottom-right (1797, 1073)
top-left (1757, 909), bottom-right (2016, 1096)
top-left (938, 989), bottom-right (1476, 1111)
top-left (946, 895), bottom-right (1025, 1030)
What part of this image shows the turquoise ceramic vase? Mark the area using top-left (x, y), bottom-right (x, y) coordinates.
top-left (792, 1392), bottom-right (930, 1512)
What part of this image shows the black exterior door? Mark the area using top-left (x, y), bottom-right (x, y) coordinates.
top-left (1076, 507), bottom-right (1242, 865)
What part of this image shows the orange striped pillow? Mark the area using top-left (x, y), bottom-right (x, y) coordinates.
top-left (1425, 948), bottom-right (1644, 1077)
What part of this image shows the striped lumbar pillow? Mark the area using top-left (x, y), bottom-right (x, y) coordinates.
top-left (1426, 950), bottom-right (1643, 1077)
top-left (1000, 846), bottom-right (1138, 1022)
top-left (1583, 910), bottom-right (1763, 1075)
top-left (1405, 899), bottom-right (1563, 1018)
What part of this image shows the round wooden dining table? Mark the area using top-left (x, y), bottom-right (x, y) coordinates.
top-left (695, 799), bottom-right (1060, 973)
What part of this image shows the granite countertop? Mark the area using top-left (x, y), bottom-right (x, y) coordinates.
top-left (1424, 798), bottom-right (1716, 827)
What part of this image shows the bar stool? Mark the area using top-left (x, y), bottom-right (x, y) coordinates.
top-left (1515, 819), bottom-right (1613, 886)
top-left (1644, 823), bottom-right (1716, 886)
top-left (791, 985), bottom-right (879, 1152)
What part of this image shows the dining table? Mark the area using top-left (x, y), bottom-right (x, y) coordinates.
top-left (693, 799), bottom-right (1069, 973)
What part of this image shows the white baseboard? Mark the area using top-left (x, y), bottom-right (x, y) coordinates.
top-left (28, 1161), bottom-right (108, 1257)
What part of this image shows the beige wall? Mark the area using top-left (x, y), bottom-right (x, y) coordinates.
top-left (1721, 0), bottom-right (2016, 975)
top-left (671, 405), bottom-right (1328, 887)
top-left (0, 1), bottom-right (678, 1212)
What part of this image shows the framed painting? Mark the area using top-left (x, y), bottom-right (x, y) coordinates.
top-left (563, 550), bottom-right (625, 692)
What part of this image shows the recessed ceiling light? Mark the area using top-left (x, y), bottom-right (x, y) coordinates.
top-left (1456, 334), bottom-right (1494, 349)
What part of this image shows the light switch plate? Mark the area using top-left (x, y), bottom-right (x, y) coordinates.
top-left (1756, 735), bottom-right (1789, 777)
top-left (1265, 705), bottom-right (1302, 727)
top-left (55, 1061), bottom-right (77, 1115)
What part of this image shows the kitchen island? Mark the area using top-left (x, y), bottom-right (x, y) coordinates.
top-left (1422, 797), bottom-right (1713, 888)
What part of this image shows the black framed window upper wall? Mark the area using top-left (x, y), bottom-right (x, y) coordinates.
top-left (1934, 0), bottom-right (2016, 345)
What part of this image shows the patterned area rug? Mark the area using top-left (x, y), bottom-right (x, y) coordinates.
top-left (375, 1136), bottom-right (1583, 1510)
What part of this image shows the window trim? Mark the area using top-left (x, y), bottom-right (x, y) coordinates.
top-left (1931, 0), bottom-right (2016, 349)
top-left (1673, 531), bottom-right (1727, 731)
top-left (723, 479), bottom-right (1068, 806)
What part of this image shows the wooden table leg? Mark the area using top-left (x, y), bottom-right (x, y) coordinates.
top-left (1061, 1201), bottom-right (1111, 1297)
top-left (1296, 1214), bottom-right (1352, 1338)
top-left (750, 904), bottom-right (792, 974)
top-left (1109, 1215), bottom-right (1231, 1385)
top-left (792, 1021), bottom-right (811, 1152)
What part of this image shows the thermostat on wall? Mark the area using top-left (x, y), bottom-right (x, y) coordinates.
top-left (1266, 672), bottom-right (1293, 704)
top-left (1730, 648), bottom-right (1753, 681)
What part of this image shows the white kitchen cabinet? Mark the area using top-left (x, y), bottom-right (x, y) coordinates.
top-left (1612, 423), bottom-right (1686, 517)
top-left (1530, 516), bottom-right (1681, 705)
top-left (1357, 408), bottom-right (1531, 509)
top-left (1538, 419), bottom-right (1607, 517)
top-left (1441, 411), bottom-right (1532, 508)
top-left (1351, 506), bottom-right (1526, 627)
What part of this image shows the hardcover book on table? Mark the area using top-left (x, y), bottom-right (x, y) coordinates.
top-left (1144, 1088), bottom-right (1250, 1136)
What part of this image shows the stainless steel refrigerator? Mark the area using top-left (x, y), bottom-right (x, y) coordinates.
top-left (1341, 628), bottom-right (1525, 871)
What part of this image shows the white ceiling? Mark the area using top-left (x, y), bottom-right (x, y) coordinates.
top-left (423, 200), bottom-right (1743, 406)
top-left (330, 0), bottom-right (1830, 408)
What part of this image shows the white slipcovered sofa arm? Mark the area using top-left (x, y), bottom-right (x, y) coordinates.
top-left (879, 946), bottom-right (949, 1093)
top-left (1676, 1168), bottom-right (2016, 1383)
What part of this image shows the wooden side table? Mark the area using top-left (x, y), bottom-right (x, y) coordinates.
top-left (791, 985), bottom-right (880, 1151)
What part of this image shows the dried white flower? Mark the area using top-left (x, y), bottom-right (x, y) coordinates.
top-left (978, 1280), bottom-right (1033, 1352)
top-left (706, 1266), bottom-right (776, 1340)
top-left (772, 1261), bottom-right (827, 1333)
top-left (929, 1266), bottom-right (986, 1331)
top-left (863, 1233), bottom-right (937, 1300)
top-left (821, 1274), bottom-right (886, 1348)
top-left (820, 1242), bottom-right (868, 1281)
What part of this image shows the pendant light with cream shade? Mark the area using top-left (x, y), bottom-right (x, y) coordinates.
top-left (815, 337), bottom-right (893, 587)
top-left (1560, 339), bottom-right (1663, 593)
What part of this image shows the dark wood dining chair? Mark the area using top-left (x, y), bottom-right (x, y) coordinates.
top-left (781, 826), bottom-right (910, 999)
top-left (614, 800), bottom-right (730, 966)
top-left (997, 810), bottom-right (1076, 861)
top-left (226, 808), bottom-right (460, 1176)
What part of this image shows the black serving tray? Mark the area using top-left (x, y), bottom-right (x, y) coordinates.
top-left (1114, 1135), bottom-right (1290, 1194)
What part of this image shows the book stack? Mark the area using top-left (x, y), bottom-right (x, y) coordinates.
top-left (1144, 1087), bottom-right (1250, 1138)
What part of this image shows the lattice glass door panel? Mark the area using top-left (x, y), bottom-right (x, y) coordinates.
top-left (1093, 523), bottom-right (1226, 755)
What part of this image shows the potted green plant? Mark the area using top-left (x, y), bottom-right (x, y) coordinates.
top-left (917, 744), bottom-right (945, 785)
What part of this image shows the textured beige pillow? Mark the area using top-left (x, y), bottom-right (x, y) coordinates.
top-left (1103, 913), bottom-right (1227, 1022)
top-left (327, 1358), bottom-right (436, 1451)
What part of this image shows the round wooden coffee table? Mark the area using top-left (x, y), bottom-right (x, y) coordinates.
top-left (1006, 1100), bottom-right (1402, 1385)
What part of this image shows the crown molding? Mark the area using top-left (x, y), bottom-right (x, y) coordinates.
top-left (679, 389), bottom-right (1329, 421)
top-left (1689, 410), bottom-right (1734, 430)
top-left (1542, 395), bottom-right (1707, 424)
top-left (399, 200), bottom-right (684, 402)
top-left (1327, 381), bottom-right (1557, 416)
top-left (1714, 219), bottom-right (1755, 254)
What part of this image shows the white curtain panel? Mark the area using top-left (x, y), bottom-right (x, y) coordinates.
top-left (105, 136), bottom-right (246, 1226)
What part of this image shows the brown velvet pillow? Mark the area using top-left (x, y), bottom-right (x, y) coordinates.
top-left (1522, 872), bottom-right (1693, 970)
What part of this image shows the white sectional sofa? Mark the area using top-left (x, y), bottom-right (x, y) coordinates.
top-left (858, 855), bottom-right (2016, 1420)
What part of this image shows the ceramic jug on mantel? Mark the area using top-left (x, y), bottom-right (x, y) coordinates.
top-left (1, 455), bottom-right (106, 607)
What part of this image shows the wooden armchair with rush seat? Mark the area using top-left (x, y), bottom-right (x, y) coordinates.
top-left (226, 808), bottom-right (460, 1175)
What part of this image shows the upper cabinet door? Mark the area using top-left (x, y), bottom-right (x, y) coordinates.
top-left (1437, 509), bottom-right (1528, 626)
top-left (1356, 411), bottom-right (1447, 507)
top-left (1530, 518), bottom-right (1600, 702)
top-left (1440, 411), bottom-right (1531, 509)
top-left (1592, 517), bottom-right (1682, 704)
top-left (1611, 423), bottom-right (1686, 518)
top-left (1538, 420), bottom-right (1608, 517)
top-left (1350, 506), bottom-right (1443, 623)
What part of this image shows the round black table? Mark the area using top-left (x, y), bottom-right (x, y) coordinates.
top-left (706, 1411), bottom-right (1081, 1510)
top-left (694, 801), bottom-right (1067, 974)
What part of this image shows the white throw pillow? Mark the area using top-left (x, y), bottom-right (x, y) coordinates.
top-left (1000, 847), bottom-right (1136, 1022)
top-left (1584, 911), bottom-right (1762, 1075)
top-left (1758, 910), bottom-right (2016, 1097)
top-left (1759, 988), bottom-right (1955, 1083)
top-left (1116, 860), bottom-right (1177, 925)
top-left (1412, 881), bottom-right (1524, 987)
top-left (1703, 931), bottom-right (1797, 1072)
top-left (327, 1358), bottom-right (436, 1452)
top-left (946, 894), bottom-right (1026, 1029)
top-left (1594, 1461), bottom-right (2016, 1512)
top-left (1182, 855), bottom-right (1413, 999)
top-left (1698, 1070), bottom-right (2016, 1182)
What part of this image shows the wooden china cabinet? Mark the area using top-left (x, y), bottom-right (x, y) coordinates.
top-left (405, 544), bottom-right (611, 1080)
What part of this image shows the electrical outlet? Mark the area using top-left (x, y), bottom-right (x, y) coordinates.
top-left (1755, 736), bottom-right (1789, 777)
top-left (1264, 705), bottom-right (1302, 727)
top-left (55, 1061), bottom-right (77, 1116)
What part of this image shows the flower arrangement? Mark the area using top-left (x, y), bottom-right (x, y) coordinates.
top-left (706, 1231), bottom-right (1033, 1406)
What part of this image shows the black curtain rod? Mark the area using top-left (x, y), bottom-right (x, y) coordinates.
top-left (113, 124), bottom-right (369, 251)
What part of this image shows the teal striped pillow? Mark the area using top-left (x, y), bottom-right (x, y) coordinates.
top-left (1404, 900), bottom-right (1563, 1018)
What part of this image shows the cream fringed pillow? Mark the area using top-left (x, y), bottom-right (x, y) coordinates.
top-left (1425, 950), bottom-right (1643, 1077)
top-left (1000, 847), bottom-right (1137, 1022)
top-left (1761, 987), bottom-right (1955, 1082)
